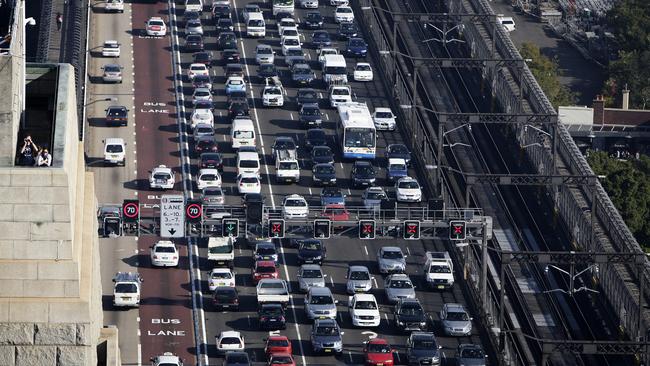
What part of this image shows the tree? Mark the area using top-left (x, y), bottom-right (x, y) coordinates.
top-left (587, 151), bottom-right (650, 247)
top-left (518, 42), bottom-right (576, 109)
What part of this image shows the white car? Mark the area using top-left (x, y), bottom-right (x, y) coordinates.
top-left (191, 107), bottom-right (214, 129)
top-left (280, 27), bottom-right (299, 38)
top-left (237, 173), bottom-right (261, 195)
top-left (348, 293), bottom-right (381, 327)
top-left (353, 62), bottom-right (373, 81)
top-left (151, 352), bottom-right (182, 366)
top-left (184, 0), bottom-right (202, 12)
top-left (145, 17), bottom-right (167, 36)
top-left (242, 4), bottom-right (261, 23)
top-left (299, 0), bottom-right (319, 8)
top-left (187, 63), bottom-right (209, 80)
top-left (101, 40), bottom-right (120, 57)
top-left (334, 6), bottom-right (354, 23)
top-left (192, 87), bottom-right (212, 104)
top-left (330, 0), bottom-right (349, 5)
top-left (103, 137), bottom-right (126, 165)
top-left (150, 240), bottom-right (179, 267)
top-left (197, 168), bottom-right (222, 190)
top-left (277, 18), bottom-right (297, 35)
top-left (262, 79), bottom-right (284, 107)
top-left (329, 85), bottom-right (352, 107)
top-left (216, 331), bottom-right (245, 353)
top-left (255, 44), bottom-right (275, 64)
top-left (281, 36), bottom-right (302, 56)
top-left (208, 268), bottom-right (236, 290)
top-left (282, 194), bottom-right (309, 219)
top-left (497, 16), bottom-right (516, 32)
top-left (395, 176), bottom-right (422, 202)
top-left (225, 76), bottom-right (246, 93)
top-left (372, 108), bottom-right (396, 131)
top-left (149, 165), bottom-right (175, 190)
top-left (318, 48), bottom-right (339, 67)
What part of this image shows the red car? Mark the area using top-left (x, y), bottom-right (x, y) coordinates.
top-left (252, 260), bottom-right (279, 283)
top-left (267, 352), bottom-right (295, 365)
top-left (265, 335), bottom-right (292, 358)
top-left (364, 338), bottom-right (394, 366)
top-left (321, 204), bottom-right (350, 221)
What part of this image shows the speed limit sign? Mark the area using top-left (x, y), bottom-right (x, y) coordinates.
top-left (185, 200), bottom-right (202, 223)
top-left (122, 200), bottom-right (139, 222)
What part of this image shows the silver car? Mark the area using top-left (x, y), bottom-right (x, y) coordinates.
top-left (345, 265), bottom-right (373, 294)
top-left (377, 246), bottom-right (407, 274)
top-left (298, 264), bottom-right (326, 292)
top-left (193, 123), bottom-right (215, 138)
top-left (384, 273), bottom-right (416, 303)
top-left (201, 187), bottom-right (225, 205)
top-left (101, 64), bottom-right (123, 83)
top-left (440, 303), bottom-right (472, 336)
top-left (304, 286), bottom-right (337, 320)
top-left (457, 344), bottom-right (487, 366)
top-left (362, 186), bottom-right (387, 211)
top-left (255, 44), bottom-right (275, 65)
top-left (185, 18), bottom-right (203, 35)
top-left (299, 0), bottom-right (318, 8)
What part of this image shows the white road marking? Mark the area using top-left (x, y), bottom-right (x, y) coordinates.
top-left (406, 246), bottom-right (411, 255)
top-left (364, 245), bottom-right (368, 256)
top-left (372, 276), bottom-right (378, 288)
top-left (308, 187), bottom-right (312, 195)
top-left (290, 113), bottom-right (294, 120)
top-left (325, 113), bottom-right (329, 120)
top-left (329, 275), bottom-right (334, 286)
top-left (137, 343), bottom-right (141, 366)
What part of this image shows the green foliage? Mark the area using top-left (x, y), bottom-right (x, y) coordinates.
top-left (587, 151), bottom-right (650, 247)
top-left (604, 0), bottom-right (650, 108)
top-left (518, 43), bottom-right (576, 109)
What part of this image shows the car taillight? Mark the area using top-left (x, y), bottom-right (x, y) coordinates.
top-left (153, 255), bottom-right (158, 259)
top-left (260, 316), bottom-right (268, 322)
top-left (173, 256), bottom-right (178, 259)
top-left (233, 298), bottom-right (239, 303)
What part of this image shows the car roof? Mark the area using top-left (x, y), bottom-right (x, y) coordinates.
top-left (199, 168), bottom-right (220, 174)
top-left (308, 286), bottom-right (332, 296)
top-left (444, 303), bottom-right (466, 311)
top-left (255, 241), bottom-right (275, 248)
top-left (368, 338), bottom-right (389, 345)
top-left (375, 107), bottom-right (392, 113)
top-left (353, 293), bottom-right (376, 301)
top-left (256, 260), bottom-right (276, 267)
top-left (154, 240), bottom-right (175, 246)
top-left (382, 246), bottom-right (402, 252)
top-left (349, 265), bottom-right (369, 272)
top-left (300, 264), bottom-right (322, 271)
top-left (211, 267), bottom-right (232, 274)
top-left (411, 331), bottom-right (436, 339)
top-left (285, 194), bottom-right (305, 200)
top-left (268, 335), bottom-right (289, 341)
top-left (219, 330), bottom-right (241, 338)
top-left (314, 318), bottom-right (337, 326)
top-left (388, 273), bottom-right (410, 280)
top-left (105, 137), bottom-right (124, 145)
top-left (388, 158), bottom-right (407, 165)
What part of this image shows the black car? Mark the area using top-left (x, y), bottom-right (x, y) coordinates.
top-left (338, 22), bottom-right (359, 40)
top-left (200, 153), bottom-right (223, 170)
top-left (305, 128), bottom-right (327, 150)
top-left (228, 101), bottom-right (250, 120)
top-left (185, 34), bottom-right (204, 52)
top-left (291, 63), bottom-right (315, 86)
top-left (213, 286), bottom-right (239, 311)
top-left (297, 88), bottom-right (319, 107)
top-left (216, 17), bottom-right (234, 32)
top-left (223, 351), bottom-right (250, 366)
top-left (296, 239), bottom-right (326, 265)
top-left (394, 298), bottom-right (428, 332)
top-left (351, 160), bottom-right (376, 187)
top-left (228, 90), bottom-right (247, 104)
top-left (275, 11), bottom-right (293, 21)
top-left (194, 135), bottom-right (218, 156)
top-left (304, 11), bottom-right (324, 29)
top-left (258, 303), bottom-right (287, 330)
top-left (192, 51), bottom-right (213, 68)
top-left (299, 104), bottom-right (322, 128)
top-left (258, 63), bottom-right (279, 79)
top-left (222, 48), bottom-right (241, 63)
top-left (211, 4), bottom-right (231, 22)
top-left (385, 143), bottom-right (412, 166)
top-left (311, 146), bottom-right (334, 166)
top-left (218, 32), bottom-right (237, 50)
top-left (105, 105), bottom-right (128, 126)
top-left (192, 74), bottom-right (212, 90)
top-left (312, 163), bottom-right (337, 186)
top-left (185, 10), bottom-right (201, 22)
top-left (225, 63), bottom-right (244, 78)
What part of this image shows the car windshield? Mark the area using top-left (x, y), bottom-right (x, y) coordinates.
top-left (268, 339), bottom-right (290, 347)
top-left (300, 91), bottom-right (317, 99)
top-left (234, 131), bottom-right (253, 139)
top-left (106, 145), bottom-right (123, 153)
top-left (226, 354), bottom-right (248, 363)
top-left (350, 39), bottom-right (364, 46)
top-left (256, 265), bottom-right (276, 273)
top-left (389, 280), bottom-right (412, 289)
top-left (321, 188), bottom-right (341, 197)
top-left (190, 65), bottom-right (205, 71)
top-left (356, 165), bottom-right (375, 175)
top-left (356, 64), bottom-right (371, 71)
top-left (104, 42), bottom-right (119, 49)
top-left (104, 65), bottom-right (120, 72)
top-left (430, 264), bottom-right (451, 273)
top-left (258, 47), bottom-right (272, 55)
top-left (399, 304), bottom-right (424, 316)
top-left (221, 337), bottom-right (241, 345)
top-left (195, 90), bottom-right (210, 97)
top-left (366, 191), bottom-right (386, 200)
top-left (302, 107), bottom-right (320, 116)
top-left (211, 272), bottom-right (232, 279)
top-left (355, 300), bottom-right (377, 309)
top-left (382, 250), bottom-right (403, 259)
top-left (209, 243), bottom-right (232, 254)
top-left (308, 130), bottom-right (325, 139)
top-left (262, 306), bottom-right (283, 316)
top-left (107, 108), bottom-right (126, 116)
top-left (368, 343), bottom-right (391, 353)
top-left (341, 23), bottom-right (356, 31)
top-left (240, 176), bottom-right (258, 184)
top-left (283, 29), bottom-right (299, 37)
top-left (413, 338), bottom-right (436, 349)
top-left (286, 49), bottom-right (303, 57)
top-left (274, 140), bottom-right (295, 149)
top-left (256, 247), bottom-right (276, 255)
top-left (284, 39), bottom-right (299, 46)
top-left (314, 32), bottom-right (328, 39)
top-left (149, 20), bottom-right (164, 26)
top-left (315, 326), bottom-right (339, 336)
top-left (300, 241), bottom-right (321, 250)
top-left (350, 270), bottom-right (369, 280)
top-left (310, 295), bottom-right (333, 304)
top-left (376, 112), bottom-right (393, 118)
top-left (196, 126), bottom-right (213, 134)
top-left (315, 165), bottom-right (334, 174)
top-left (399, 180), bottom-right (420, 189)
top-left (307, 13), bottom-right (321, 20)
top-left (285, 199), bottom-right (306, 207)
top-left (200, 174), bottom-right (218, 181)
top-left (197, 140), bottom-right (214, 148)
top-left (270, 356), bottom-right (293, 364)
top-left (249, 19), bottom-right (264, 26)
top-left (239, 160), bottom-right (259, 168)
top-left (153, 173), bottom-right (171, 180)
top-left (261, 282), bottom-right (285, 289)
top-left (188, 19), bottom-right (201, 27)
top-left (313, 148), bottom-right (331, 157)
top-left (302, 269), bottom-right (323, 278)
top-left (115, 283), bottom-right (137, 293)
top-left (294, 67), bottom-right (311, 75)
top-left (337, 7), bottom-right (352, 13)
top-left (461, 348), bottom-right (485, 358)
top-left (228, 79), bottom-right (243, 86)
top-left (279, 162), bottom-right (298, 170)
top-left (187, 35), bottom-right (202, 42)
top-left (332, 89), bottom-right (349, 96)
top-left (390, 145), bottom-right (409, 154)
top-left (447, 311), bottom-right (469, 321)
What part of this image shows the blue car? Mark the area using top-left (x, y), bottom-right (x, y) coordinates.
top-left (320, 187), bottom-right (346, 206)
top-left (346, 37), bottom-right (367, 57)
top-left (387, 158), bottom-right (408, 182)
top-left (312, 31), bottom-right (332, 47)
top-left (225, 76), bottom-right (246, 95)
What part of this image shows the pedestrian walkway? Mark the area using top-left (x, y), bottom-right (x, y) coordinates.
top-left (45, 0), bottom-right (68, 62)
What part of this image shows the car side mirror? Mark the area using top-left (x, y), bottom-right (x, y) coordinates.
top-left (470, 317), bottom-right (474, 321)
top-left (340, 331), bottom-right (345, 335)
top-left (403, 255), bottom-right (408, 258)
top-left (334, 299), bottom-right (339, 304)
top-left (438, 345), bottom-right (442, 349)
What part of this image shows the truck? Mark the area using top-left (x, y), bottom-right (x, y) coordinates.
top-left (423, 252), bottom-right (454, 290)
top-left (112, 272), bottom-right (143, 308)
top-left (256, 279), bottom-right (290, 306)
top-left (207, 237), bottom-right (235, 267)
top-left (275, 149), bottom-right (300, 183)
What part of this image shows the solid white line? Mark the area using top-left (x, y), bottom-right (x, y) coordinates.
top-left (372, 276), bottom-right (378, 288)
top-left (364, 245), bottom-right (368, 256)
top-left (406, 246), bottom-right (411, 255)
top-left (137, 343), bottom-right (142, 366)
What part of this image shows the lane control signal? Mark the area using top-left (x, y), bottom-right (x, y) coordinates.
top-left (222, 218), bottom-right (239, 238)
top-left (403, 220), bottom-right (421, 240)
top-left (449, 220), bottom-right (467, 240)
top-left (313, 219), bottom-right (331, 239)
top-left (268, 219), bottom-right (285, 239)
top-left (358, 220), bottom-right (376, 239)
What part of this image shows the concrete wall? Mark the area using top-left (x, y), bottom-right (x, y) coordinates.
top-left (0, 64), bottom-right (104, 365)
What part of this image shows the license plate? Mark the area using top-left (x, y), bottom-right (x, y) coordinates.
top-left (319, 316), bottom-right (327, 319)
top-left (218, 283), bottom-right (225, 286)
top-left (377, 364), bottom-right (383, 366)
top-left (216, 261), bottom-right (225, 265)
top-left (437, 285), bottom-right (445, 289)
top-left (270, 319), bottom-right (277, 322)
top-left (324, 349), bottom-right (332, 353)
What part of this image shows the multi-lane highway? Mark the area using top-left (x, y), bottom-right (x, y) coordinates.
top-left (87, 0), bottom-right (490, 364)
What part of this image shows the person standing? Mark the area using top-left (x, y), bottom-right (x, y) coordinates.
top-left (56, 12), bottom-right (63, 31)
top-left (36, 148), bottom-right (52, 167)
top-left (19, 135), bottom-right (38, 166)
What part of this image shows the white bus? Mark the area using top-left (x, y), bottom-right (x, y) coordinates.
top-left (272, 0), bottom-right (295, 16)
top-left (337, 102), bottom-right (376, 159)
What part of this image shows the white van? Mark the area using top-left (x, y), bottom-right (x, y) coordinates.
top-left (104, 138), bottom-right (125, 166)
top-left (322, 54), bottom-right (347, 84)
top-left (497, 16), bottom-right (515, 32)
top-left (246, 12), bottom-right (266, 37)
top-left (236, 149), bottom-right (261, 176)
top-left (230, 118), bottom-right (256, 149)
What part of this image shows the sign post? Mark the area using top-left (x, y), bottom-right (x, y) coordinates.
top-left (160, 195), bottom-right (185, 238)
